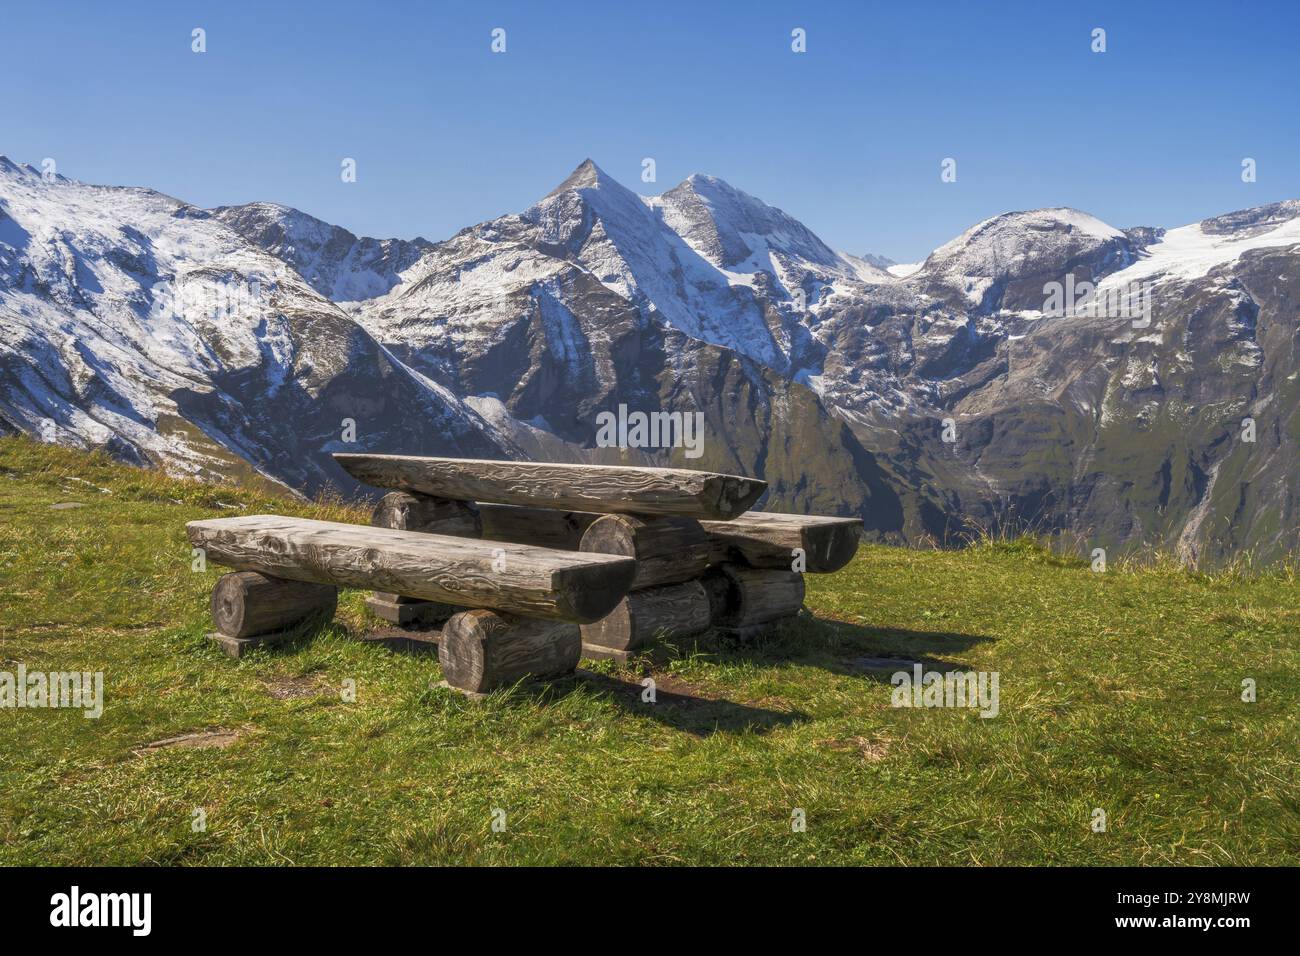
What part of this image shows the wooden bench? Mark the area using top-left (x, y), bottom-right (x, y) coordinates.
top-left (187, 516), bottom-right (636, 675)
top-left (336, 455), bottom-right (862, 668)
top-left (189, 455), bottom-right (862, 695)
top-left (187, 515), bottom-right (636, 622)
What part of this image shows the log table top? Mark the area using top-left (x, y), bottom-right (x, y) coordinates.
top-left (334, 454), bottom-right (766, 521)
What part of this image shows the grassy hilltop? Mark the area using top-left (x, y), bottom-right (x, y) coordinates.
top-left (0, 436), bottom-right (1296, 865)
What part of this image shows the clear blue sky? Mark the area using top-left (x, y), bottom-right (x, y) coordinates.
top-left (6, 0), bottom-right (1298, 261)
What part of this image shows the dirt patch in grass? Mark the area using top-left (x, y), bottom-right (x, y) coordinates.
top-left (137, 729), bottom-right (241, 751)
top-left (817, 735), bottom-right (893, 762)
top-left (261, 675), bottom-right (330, 700)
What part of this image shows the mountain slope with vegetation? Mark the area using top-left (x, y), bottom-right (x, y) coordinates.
top-left (1, 437), bottom-right (1295, 865)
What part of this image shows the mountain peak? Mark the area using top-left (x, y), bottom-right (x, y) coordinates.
top-left (211, 201), bottom-right (431, 302)
top-left (655, 172), bottom-right (840, 270)
top-left (668, 172), bottom-right (751, 205)
top-left (546, 158), bottom-right (618, 197)
top-left (0, 155), bottom-right (58, 183)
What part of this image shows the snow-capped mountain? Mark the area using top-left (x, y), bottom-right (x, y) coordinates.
top-left (4, 154), bottom-right (1299, 561)
top-left (0, 157), bottom-right (511, 495)
top-left (906, 207), bottom-right (1139, 312)
top-left (332, 160), bottom-right (898, 522)
top-left (210, 202), bottom-right (431, 305)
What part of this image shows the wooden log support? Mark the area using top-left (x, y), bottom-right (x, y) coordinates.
top-left (369, 491), bottom-right (481, 619)
top-left (208, 571), bottom-right (337, 658)
top-left (700, 512), bottom-right (863, 573)
top-left (579, 514), bottom-right (710, 589)
top-left (371, 490), bottom-right (482, 537)
top-left (186, 515), bottom-right (637, 623)
top-left (439, 609), bottom-right (580, 694)
top-left (333, 454), bottom-right (767, 520)
top-left (704, 563), bottom-right (806, 628)
top-left (580, 579), bottom-right (712, 656)
top-left (373, 496), bottom-right (600, 551)
top-left (478, 503), bottom-right (599, 551)
top-left (211, 571), bottom-right (337, 638)
top-left (365, 593), bottom-right (458, 628)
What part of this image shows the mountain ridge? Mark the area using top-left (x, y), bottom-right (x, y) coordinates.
top-left (5, 154), bottom-right (1300, 560)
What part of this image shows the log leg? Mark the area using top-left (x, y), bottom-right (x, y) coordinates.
top-left (439, 609), bottom-right (580, 694)
top-left (369, 491), bottom-right (481, 625)
top-left (209, 571), bottom-right (337, 658)
top-left (704, 564), bottom-right (805, 630)
top-left (580, 579), bottom-right (711, 661)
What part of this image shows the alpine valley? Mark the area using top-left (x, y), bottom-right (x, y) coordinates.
top-left (3, 157), bottom-right (1298, 562)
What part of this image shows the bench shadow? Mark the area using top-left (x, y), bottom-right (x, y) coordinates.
top-left (517, 669), bottom-right (807, 738)
top-left (638, 614), bottom-right (997, 685)
top-left (340, 614), bottom-right (990, 731)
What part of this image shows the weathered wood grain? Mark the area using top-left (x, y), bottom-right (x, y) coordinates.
top-left (334, 454), bottom-right (766, 520)
top-left (187, 515), bottom-right (636, 623)
top-left (579, 514), bottom-right (710, 589)
top-left (700, 512), bottom-right (862, 573)
top-left (579, 579), bottom-right (712, 652)
top-left (439, 609), bottom-right (580, 693)
top-left (371, 491), bottom-right (482, 537)
top-left (478, 503), bottom-right (600, 551)
top-left (705, 563), bottom-right (806, 628)
top-left (210, 571), bottom-right (337, 639)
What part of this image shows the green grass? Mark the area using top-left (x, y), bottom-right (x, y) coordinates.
top-left (0, 436), bottom-right (1296, 865)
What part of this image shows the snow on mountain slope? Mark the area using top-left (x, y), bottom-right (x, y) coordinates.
top-left (0, 157), bottom-right (511, 493)
top-left (521, 160), bottom-right (799, 366)
top-left (909, 207), bottom-right (1135, 312)
top-left (210, 201), bottom-right (431, 305)
top-left (651, 173), bottom-right (843, 272)
top-left (225, 160), bottom-right (895, 382)
top-left (1096, 200), bottom-right (1300, 293)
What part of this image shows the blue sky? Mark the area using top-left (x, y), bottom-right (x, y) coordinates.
top-left (6, 0), bottom-right (1299, 261)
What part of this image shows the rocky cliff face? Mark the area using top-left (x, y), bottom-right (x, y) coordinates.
top-left (816, 198), bottom-right (1300, 560)
top-left (209, 202), bottom-right (431, 305)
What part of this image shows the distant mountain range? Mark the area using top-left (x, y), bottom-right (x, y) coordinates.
top-left (3, 156), bottom-right (1298, 562)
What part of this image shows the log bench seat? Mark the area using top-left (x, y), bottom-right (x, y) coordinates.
top-left (700, 512), bottom-right (863, 574)
top-left (187, 515), bottom-right (638, 624)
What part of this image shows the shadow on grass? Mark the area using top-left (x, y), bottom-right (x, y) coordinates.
top-left (273, 614), bottom-right (988, 732)
top-left (541, 669), bottom-right (805, 737)
top-left (641, 613), bottom-right (996, 685)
